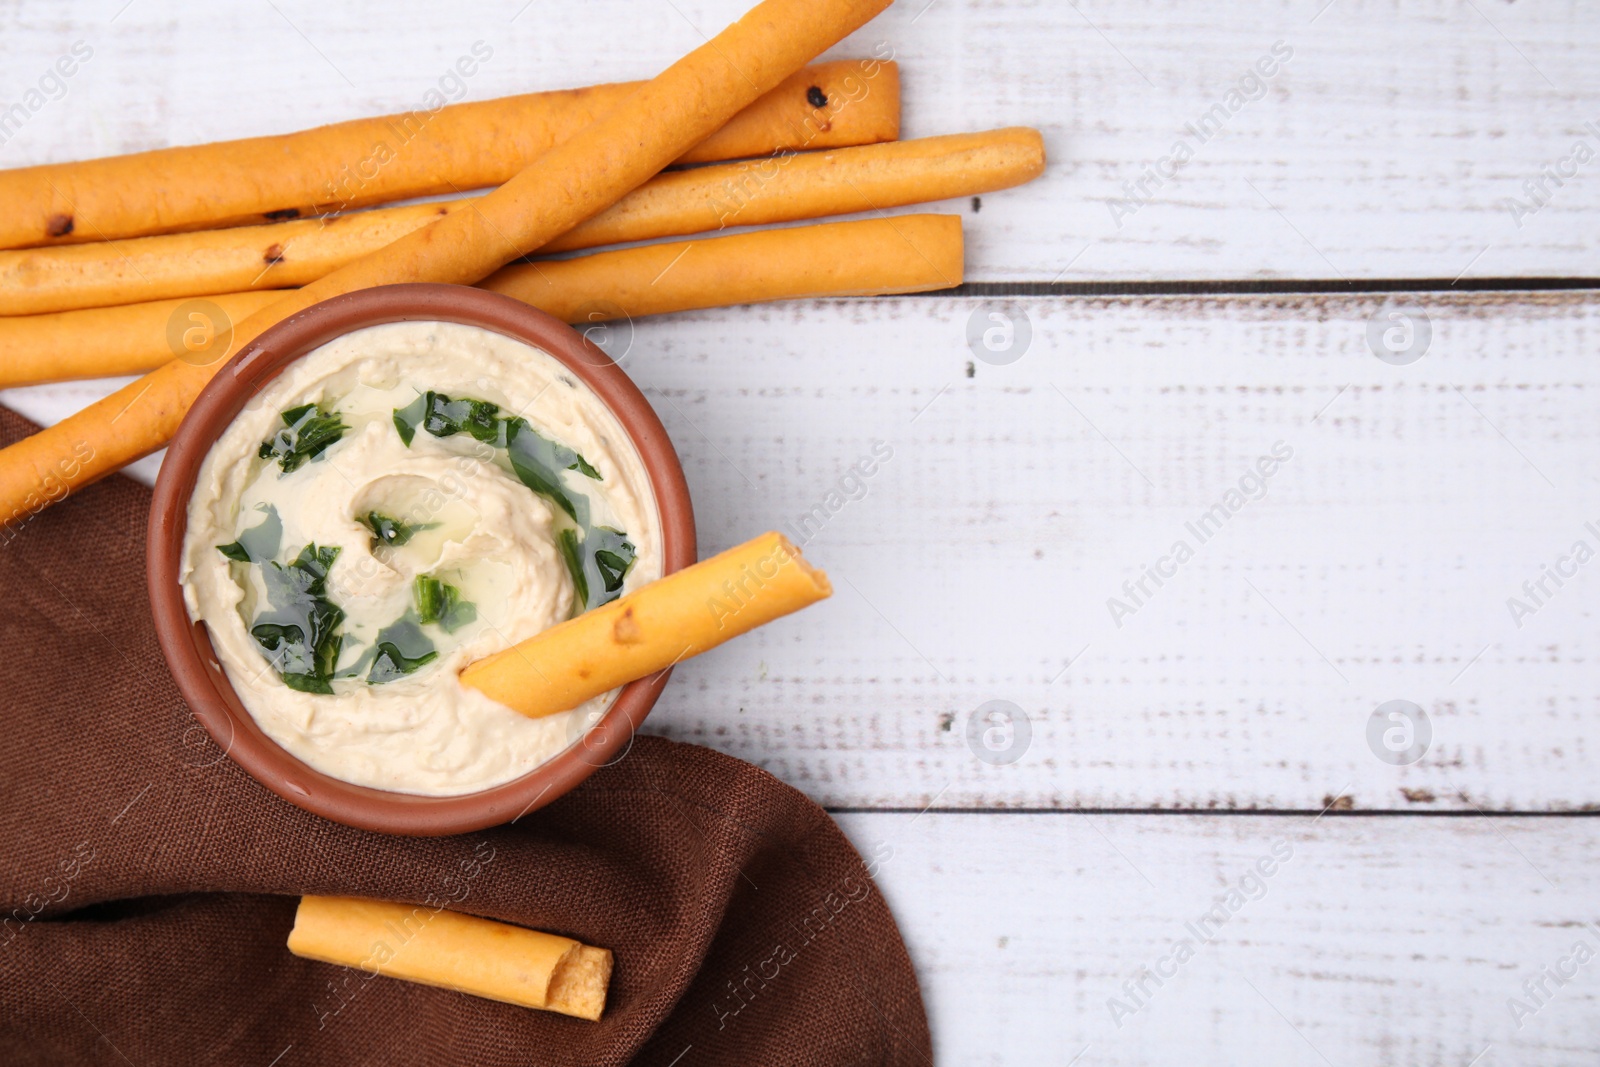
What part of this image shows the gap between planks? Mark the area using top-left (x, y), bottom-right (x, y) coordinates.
top-left (935, 278), bottom-right (1600, 297)
top-left (827, 806), bottom-right (1600, 817)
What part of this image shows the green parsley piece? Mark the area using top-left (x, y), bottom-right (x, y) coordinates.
top-left (366, 615), bottom-right (439, 685)
top-left (360, 511), bottom-right (437, 551)
top-left (248, 543), bottom-right (345, 694)
top-left (413, 575), bottom-right (477, 633)
top-left (217, 504), bottom-right (282, 563)
top-left (558, 526), bottom-right (635, 610)
top-left (258, 403), bottom-right (348, 474)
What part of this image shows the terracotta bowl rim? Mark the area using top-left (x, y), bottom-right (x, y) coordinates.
top-left (147, 282), bottom-right (697, 836)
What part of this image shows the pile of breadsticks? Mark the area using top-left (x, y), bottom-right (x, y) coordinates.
top-left (0, 0), bottom-right (1042, 528)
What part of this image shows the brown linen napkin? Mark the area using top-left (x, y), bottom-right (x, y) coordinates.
top-left (0, 408), bottom-right (930, 1066)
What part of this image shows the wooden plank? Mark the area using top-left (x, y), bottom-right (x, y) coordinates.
top-left (840, 811), bottom-right (1600, 1066)
top-left (7, 291), bottom-right (1599, 811)
top-left (625, 291), bottom-right (1600, 812)
top-left (2, 1), bottom-right (1597, 280)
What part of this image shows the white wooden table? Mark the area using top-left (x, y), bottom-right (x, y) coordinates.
top-left (6, 1), bottom-right (1600, 1063)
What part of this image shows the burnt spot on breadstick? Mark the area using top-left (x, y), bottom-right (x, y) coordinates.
top-left (612, 607), bottom-right (644, 645)
top-left (46, 214), bottom-right (74, 238)
top-left (263, 208), bottom-right (301, 221)
top-left (263, 243), bottom-right (286, 266)
top-left (806, 85), bottom-right (829, 109)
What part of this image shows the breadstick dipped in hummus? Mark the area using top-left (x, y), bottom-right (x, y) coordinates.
top-left (0, 0), bottom-right (896, 529)
top-left (0, 214), bottom-right (964, 388)
top-left (461, 532), bottom-right (832, 719)
top-left (0, 58), bottom-right (899, 249)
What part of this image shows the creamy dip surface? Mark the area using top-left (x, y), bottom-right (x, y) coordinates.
top-left (181, 321), bottom-right (662, 796)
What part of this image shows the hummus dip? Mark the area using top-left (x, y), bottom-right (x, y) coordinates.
top-left (181, 321), bottom-right (662, 796)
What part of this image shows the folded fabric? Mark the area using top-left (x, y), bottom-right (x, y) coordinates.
top-left (0, 407), bottom-right (930, 1066)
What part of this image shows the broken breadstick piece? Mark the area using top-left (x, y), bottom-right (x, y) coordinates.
top-left (460, 532), bottom-right (831, 719)
top-left (286, 895), bottom-right (612, 1021)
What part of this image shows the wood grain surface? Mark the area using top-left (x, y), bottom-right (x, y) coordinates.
top-left (4, 2), bottom-right (1599, 1063)
top-left (1, 0), bottom-right (1597, 280)
top-left (835, 811), bottom-right (1600, 1066)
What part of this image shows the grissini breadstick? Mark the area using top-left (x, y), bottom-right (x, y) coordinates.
top-left (0, 292), bottom-right (282, 388)
top-left (0, 58), bottom-right (899, 250)
top-left (0, 129), bottom-right (1034, 316)
top-left (484, 213), bottom-right (963, 319)
top-left (287, 895), bottom-right (612, 1021)
top-left (548, 126), bottom-right (1045, 253)
top-left (683, 55), bottom-right (899, 164)
top-left (460, 532), bottom-right (830, 719)
top-left (0, 202), bottom-right (458, 316)
top-left (0, 0), bottom-right (895, 528)
top-left (0, 215), bottom-right (962, 388)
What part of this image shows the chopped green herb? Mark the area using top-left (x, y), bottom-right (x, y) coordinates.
top-left (258, 403), bottom-right (348, 474)
top-left (559, 526), bottom-right (636, 610)
top-left (390, 390), bottom-right (629, 611)
top-left (366, 615), bottom-right (438, 684)
top-left (584, 526), bottom-right (635, 606)
top-left (330, 641), bottom-right (373, 681)
top-left (392, 396), bottom-right (423, 446)
top-left (412, 575), bottom-right (445, 622)
top-left (392, 390), bottom-right (602, 519)
top-left (394, 392), bottom-right (510, 447)
top-left (592, 532), bottom-right (636, 595)
top-left (249, 543), bottom-right (345, 693)
top-left (455, 397), bottom-right (506, 445)
top-left (507, 441), bottom-right (580, 523)
top-left (505, 421), bottom-right (595, 524)
top-left (360, 511), bottom-right (437, 551)
top-left (413, 574), bottom-right (477, 633)
top-left (447, 601), bottom-right (478, 633)
top-left (217, 504), bottom-right (282, 562)
top-left (557, 529), bottom-right (586, 608)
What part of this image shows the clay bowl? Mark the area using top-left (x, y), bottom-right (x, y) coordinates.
top-left (148, 283), bottom-right (695, 836)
